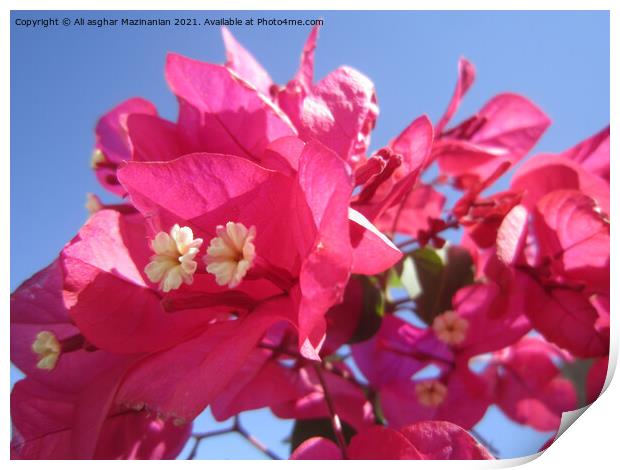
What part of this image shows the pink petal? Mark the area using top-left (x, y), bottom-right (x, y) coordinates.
top-left (399, 421), bottom-right (493, 459)
top-left (347, 426), bottom-right (422, 459)
top-left (296, 141), bottom-right (354, 358)
top-left (212, 355), bottom-right (298, 420)
top-left (435, 57), bottom-right (476, 135)
top-left (496, 204), bottom-right (528, 265)
top-left (94, 98), bottom-right (157, 195)
top-left (10, 260), bottom-right (130, 390)
top-left (561, 126), bottom-right (609, 182)
top-left (297, 66), bottom-right (378, 163)
top-left (360, 116), bottom-right (434, 222)
top-left (518, 272), bottom-right (609, 357)
top-left (452, 278), bottom-right (531, 358)
top-left (493, 337), bottom-right (577, 431)
top-left (351, 316), bottom-right (451, 387)
top-left (349, 207), bottom-right (402, 275)
top-left (115, 296), bottom-right (293, 422)
top-left (221, 27), bottom-right (273, 96)
top-left (61, 210), bottom-right (219, 354)
top-left (94, 413), bottom-right (191, 459)
top-left (126, 114), bottom-right (184, 162)
top-left (165, 53), bottom-right (295, 159)
top-left (290, 437), bottom-right (342, 460)
top-left (376, 184), bottom-right (446, 238)
top-left (437, 93), bottom-right (550, 182)
top-left (257, 135), bottom-right (306, 175)
top-left (272, 364), bottom-right (373, 431)
top-left (118, 152), bottom-right (299, 274)
top-left (322, 277), bottom-right (364, 354)
top-left (11, 377), bottom-right (190, 460)
top-left (392, 114), bottom-right (438, 173)
top-left (533, 190), bottom-right (609, 291)
top-left (472, 93), bottom-right (550, 161)
top-left (295, 26), bottom-right (320, 92)
top-left (511, 154), bottom-right (610, 214)
top-left (381, 365), bottom-right (491, 430)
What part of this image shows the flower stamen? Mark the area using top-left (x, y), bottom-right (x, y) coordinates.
top-left (144, 224), bottom-right (203, 292)
top-left (415, 380), bottom-right (448, 407)
top-left (432, 310), bottom-right (469, 346)
top-left (32, 331), bottom-right (61, 370)
top-left (205, 222), bottom-right (256, 288)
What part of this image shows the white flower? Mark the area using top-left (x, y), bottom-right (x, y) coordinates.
top-left (205, 222), bottom-right (256, 288)
top-left (432, 310), bottom-right (469, 346)
top-left (415, 380), bottom-right (448, 407)
top-left (144, 224), bottom-right (203, 292)
top-left (32, 331), bottom-right (61, 370)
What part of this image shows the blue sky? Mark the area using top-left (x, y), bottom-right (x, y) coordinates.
top-left (11, 10), bottom-right (609, 459)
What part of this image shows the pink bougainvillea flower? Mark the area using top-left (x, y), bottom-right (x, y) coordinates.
top-left (269, 362), bottom-right (374, 431)
top-left (375, 183), bottom-right (446, 239)
top-left (511, 139), bottom-right (610, 216)
top-left (352, 115), bottom-right (435, 228)
top-left (448, 270), bottom-right (531, 359)
top-left (351, 314), bottom-right (492, 430)
top-left (518, 271), bottom-right (608, 358)
top-left (290, 421), bottom-right (493, 460)
top-left (221, 26), bottom-right (274, 97)
top-left (269, 27), bottom-right (379, 166)
top-left (10, 261), bottom-right (191, 459)
top-left (56, 138), bottom-right (396, 425)
top-left (486, 337), bottom-right (577, 432)
top-left (560, 126), bottom-right (610, 182)
top-left (532, 189), bottom-right (610, 291)
top-left (12, 378), bottom-right (191, 460)
top-left (379, 362), bottom-right (492, 430)
top-left (13, 23), bottom-right (609, 462)
top-left (92, 27), bottom-right (380, 189)
top-left (206, 278), bottom-right (372, 427)
top-left (92, 98), bottom-right (158, 196)
top-left (431, 58), bottom-right (550, 186)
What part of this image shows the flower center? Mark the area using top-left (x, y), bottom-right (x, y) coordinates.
top-left (144, 224), bottom-right (203, 292)
top-left (432, 310), bottom-right (469, 346)
top-left (85, 193), bottom-right (103, 214)
top-left (205, 222), bottom-right (256, 288)
top-left (415, 380), bottom-right (448, 407)
top-left (90, 149), bottom-right (106, 169)
top-left (31, 331), bottom-right (61, 370)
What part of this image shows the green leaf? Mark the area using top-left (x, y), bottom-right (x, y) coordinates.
top-left (562, 358), bottom-right (593, 408)
top-left (410, 245), bottom-right (474, 324)
top-left (348, 276), bottom-right (384, 344)
top-left (290, 418), bottom-right (356, 453)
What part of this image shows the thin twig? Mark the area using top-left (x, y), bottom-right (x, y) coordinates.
top-left (471, 429), bottom-right (500, 457)
top-left (233, 416), bottom-right (282, 460)
top-left (313, 363), bottom-right (349, 459)
top-left (187, 427), bottom-right (235, 459)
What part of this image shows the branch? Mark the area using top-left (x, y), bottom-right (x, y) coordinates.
top-left (313, 363), bottom-right (349, 459)
top-left (187, 427), bottom-right (234, 460)
top-left (233, 416), bottom-right (282, 460)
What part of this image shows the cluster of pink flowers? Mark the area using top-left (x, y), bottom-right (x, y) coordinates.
top-left (11, 27), bottom-right (609, 460)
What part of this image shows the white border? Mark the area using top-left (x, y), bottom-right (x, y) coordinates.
top-left (3, 1), bottom-right (616, 468)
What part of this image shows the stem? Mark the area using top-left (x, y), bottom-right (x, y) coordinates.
top-left (313, 363), bottom-right (349, 459)
top-left (187, 428), bottom-right (235, 460)
top-left (396, 237), bottom-right (417, 249)
top-left (187, 417), bottom-right (282, 460)
top-left (386, 297), bottom-right (416, 310)
top-left (258, 341), bottom-right (305, 360)
top-left (233, 416), bottom-right (281, 460)
top-left (471, 429), bottom-right (499, 457)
